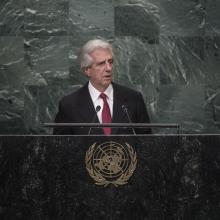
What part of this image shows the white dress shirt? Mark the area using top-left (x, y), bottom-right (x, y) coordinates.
top-left (88, 81), bottom-right (113, 123)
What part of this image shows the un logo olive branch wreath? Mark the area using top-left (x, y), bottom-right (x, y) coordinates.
top-left (85, 141), bottom-right (137, 187)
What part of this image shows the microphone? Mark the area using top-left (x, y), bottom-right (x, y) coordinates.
top-left (88, 105), bottom-right (101, 135)
top-left (95, 105), bottom-right (101, 112)
top-left (121, 105), bottom-right (136, 135)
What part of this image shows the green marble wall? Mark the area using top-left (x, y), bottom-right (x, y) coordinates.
top-left (0, 0), bottom-right (220, 134)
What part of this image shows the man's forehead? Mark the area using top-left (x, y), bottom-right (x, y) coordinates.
top-left (90, 48), bottom-right (112, 57)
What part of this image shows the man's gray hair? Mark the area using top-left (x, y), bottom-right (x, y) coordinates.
top-left (80, 39), bottom-right (113, 69)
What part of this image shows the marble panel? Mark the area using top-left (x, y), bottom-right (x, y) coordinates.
top-left (204, 36), bottom-right (220, 87)
top-left (113, 37), bottom-right (159, 93)
top-left (70, 0), bottom-right (114, 32)
top-left (112, 37), bottom-right (159, 124)
top-left (206, 0), bottom-right (220, 35)
top-left (159, 36), bottom-right (206, 85)
top-left (0, 37), bottom-right (28, 89)
top-left (205, 87), bottom-right (220, 130)
top-left (0, 37), bottom-right (26, 134)
top-left (69, 0), bottom-right (114, 84)
top-left (204, 36), bottom-right (220, 129)
top-left (0, 90), bottom-right (24, 134)
top-left (24, 84), bottom-right (81, 134)
top-left (114, 0), bottom-right (159, 39)
top-left (0, 0), bottom-right (24, 36)
top-left (115, 0), bottom-right (205, 36)
top-left (24, 36), bottom-right (69, 85)
top-left (157, 0), bottom-right (205, 36)
top-left (155, 85), bottom-right (219, 134)
top-left (24, 0), bottom-right (68, 36)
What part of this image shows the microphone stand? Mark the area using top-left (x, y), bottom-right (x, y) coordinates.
top-left (122, 105), bottom-right (136, 135)
top-left (88, 105), bottom-right (101, 135)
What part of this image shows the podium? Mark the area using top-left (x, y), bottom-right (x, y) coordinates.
top-left (0, 135), bottom-right (220, 219)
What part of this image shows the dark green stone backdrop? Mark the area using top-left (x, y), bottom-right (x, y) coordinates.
top-left (0, 0), bottom-right (220, 134)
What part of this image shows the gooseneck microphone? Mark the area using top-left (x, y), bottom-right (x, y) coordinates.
top-left (88, 105), bottom-right (101, 135)
top-left (121, 105), bottom-right (136, 135)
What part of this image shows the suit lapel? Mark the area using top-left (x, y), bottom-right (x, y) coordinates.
top-left (111, 83), bottom-right (127, 134)
top-left (77, 83), bottom-right (99, 123)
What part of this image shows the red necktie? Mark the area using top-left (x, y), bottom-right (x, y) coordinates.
top-left (100, 93), bottom-right (112, 135)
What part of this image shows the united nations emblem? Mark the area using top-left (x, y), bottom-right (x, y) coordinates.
top-left (85, 141), bottom-right (137, 187)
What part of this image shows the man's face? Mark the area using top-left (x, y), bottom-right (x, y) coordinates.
top-left (84, 48), bottom-right (113, 92)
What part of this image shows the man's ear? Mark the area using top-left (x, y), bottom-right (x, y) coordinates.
top-left (82, 67), bottom-right (90, 77)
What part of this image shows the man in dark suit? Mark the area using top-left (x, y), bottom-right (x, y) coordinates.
top-left (54, 39), bottom-right (151, 135)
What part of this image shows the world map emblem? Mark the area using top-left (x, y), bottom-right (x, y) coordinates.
top-left (85, 141), bottom-right (137, 187)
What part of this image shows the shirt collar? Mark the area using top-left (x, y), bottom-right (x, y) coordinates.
top-left (88, 81), bottom-right (113, 101)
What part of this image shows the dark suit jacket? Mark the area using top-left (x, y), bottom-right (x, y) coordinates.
top-left (53, 82), bottom-right (151, 135)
